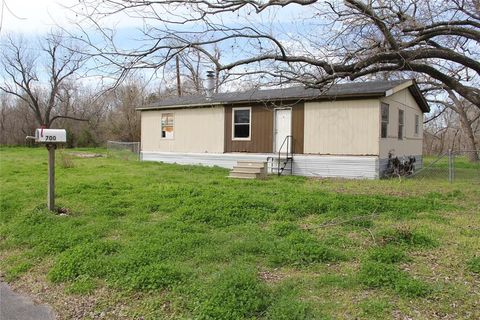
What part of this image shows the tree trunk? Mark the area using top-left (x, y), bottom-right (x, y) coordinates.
top-left (457, 107), bottom-right (479, 162)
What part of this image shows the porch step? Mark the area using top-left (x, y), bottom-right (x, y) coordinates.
top-left (236, 161), bottom-right (267, 168)
top-left (228, 172), bottom-right (261, 179)
top-left (232, 166), bottom-right (264, 173)
top-left (229, 161), bottom-right (267, 179)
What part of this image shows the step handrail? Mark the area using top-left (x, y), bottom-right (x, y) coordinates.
top-left (277, 135), bottom-right (293, 176)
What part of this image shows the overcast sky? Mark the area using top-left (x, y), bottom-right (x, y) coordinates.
top-left (0, 0), bottom-right (316, 89)
top-left (1, 0), bottom-right (76, 34)
top-left (0, 0), bottom-right (149, 35)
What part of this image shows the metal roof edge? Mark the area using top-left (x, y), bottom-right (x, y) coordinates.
top-left (407, 80), bottom-right (430, 113)
top-left (136, 102), bottom-right (223, 111)
top-left (137, 92), bottom-right (387, 111)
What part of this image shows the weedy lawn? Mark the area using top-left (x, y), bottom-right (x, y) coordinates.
top-left (0, 147), bottom-right (479, 319)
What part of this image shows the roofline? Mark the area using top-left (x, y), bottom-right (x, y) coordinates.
top-left (407, 80), bottom-right (430, 113)
top-left (137, 92), bottom-right (386, 111)
top-left (137, 79), bottom-right (430, 113)
top-left (136, 101), bottom-right (223, 111)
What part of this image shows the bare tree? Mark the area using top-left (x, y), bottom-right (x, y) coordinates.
top-left (104, 77), bottom-right (146, 142)
top-left (73, 0), bottom-right (479, 108)
top-left (0, 32), bottom-right (89, 128)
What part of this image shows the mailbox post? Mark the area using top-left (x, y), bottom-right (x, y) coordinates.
top-left (47, 144), bottom-right (56, 211)
top-left (27, 128), bottom-right (67, 211)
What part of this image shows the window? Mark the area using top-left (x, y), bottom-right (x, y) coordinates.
top-left (161, 113), bottom-right (174, 139)
top-left (414, 114), bottom-right (420, 135)
top-left (398, 109), bottom-right (404, 140)
top-left (381, 103), bottom-right (389, 138)
top-left (232, 107), bottom-right (251, 140)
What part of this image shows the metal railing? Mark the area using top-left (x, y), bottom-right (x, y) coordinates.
top-left (267, 135), bottom-right (293, 176)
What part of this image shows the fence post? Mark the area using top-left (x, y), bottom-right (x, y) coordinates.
top-left (452, 151), bottom-right (455, 183)
top-left (448, 149), bottom-right (452, 183)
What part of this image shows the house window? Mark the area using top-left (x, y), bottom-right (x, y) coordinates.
top-left (398, 109), bottom-right (404, 140)
top-left (381, 103), bottom-right (389, 138)
top-left (232, 107), bottom-right (251, 140)
top-left (161, 113), bottom-right (174, 139)
top-left (414, 114), bottom-right (420, 135)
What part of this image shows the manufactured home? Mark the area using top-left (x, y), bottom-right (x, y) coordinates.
top-left (138, 79), bottom-right (429, 179)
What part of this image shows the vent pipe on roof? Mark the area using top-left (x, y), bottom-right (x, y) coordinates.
top-left (205, 70), bottom-right (215, 99)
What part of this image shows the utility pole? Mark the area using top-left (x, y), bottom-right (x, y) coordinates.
top-left (176, 55), bottom-right (182, 97)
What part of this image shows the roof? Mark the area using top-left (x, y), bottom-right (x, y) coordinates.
top-left (139, 79), bottom-right (430, 113)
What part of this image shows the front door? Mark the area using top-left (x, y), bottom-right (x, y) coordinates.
top-left (275, 108), bottom-right (292, 153)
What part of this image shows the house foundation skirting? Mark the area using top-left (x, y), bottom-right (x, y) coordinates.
top-left (141, 151), bottom-right (380, 179)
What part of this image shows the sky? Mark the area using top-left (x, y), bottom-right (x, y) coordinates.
top-left (0, 0), bottom-right (79, 34)
top-left (0, 0), bottom-right (316, 89)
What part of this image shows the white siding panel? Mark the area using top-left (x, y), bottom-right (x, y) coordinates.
top-left (142, 152), bottom-right (379, 179)
top-left (293, 155), bottom-right (378, 179)
top-left (141, 107), bottom-right (224, 153)
top-left (304, 99), bottom-right (380, 155)
top-left (379, 89), bottom-right (423, 158)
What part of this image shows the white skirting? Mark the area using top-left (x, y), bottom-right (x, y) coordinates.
top-left (141, 151), bottom-right (380, 179)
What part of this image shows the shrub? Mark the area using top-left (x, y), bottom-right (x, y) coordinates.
top-left (367, 245), bottom-right (407, 264)
top-left (269, 231), bottom-right (345, 266)
top-left (278, 195), bottom-right (328, 218)
top-left (378, 225), bottom-right (437, 248)
top-left (122, 263), bottom-right (186, 291)
top-left (65, 275), bottom-right (97, 295)
top-left (48, 241), bottom-right (118, 282)
top-left (358, 298), bottom-right (391, 319)
top-left (393, 276), bottom-right (431, 297)
top-left (270, 222), bottom-right (299, 236)
top-left (467, 256), bottom-right (480, 274)
top-left (197, 266), bottom-right (269, 319)
top-left (358, 262), bottom-right (431, 297)
top-left (4, 261), bottom-right (32, 281)
top-left (59, 151), bottom-right (75, 169)
top-left (266, 295), bottom-right (312, 320)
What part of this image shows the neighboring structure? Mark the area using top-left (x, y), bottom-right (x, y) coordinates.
top-left (138, 79), bottom-right (429, 179)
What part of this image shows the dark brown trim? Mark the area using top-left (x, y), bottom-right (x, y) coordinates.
top-left (225, 103), bottom-right (274, 153)
top-left (224, 102), bottom-right (305, 154)
top-left (292, 104), bottom-right (304, 154)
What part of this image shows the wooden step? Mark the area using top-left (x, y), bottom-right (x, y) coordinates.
top-left (228, 171), bottom-right (262, 179)
top-left (232, 166), bottom-right (263, 173)
top-left (229, 161), bottom-right (267, 179)
top-left (236, 161), bottom-right (267, 168)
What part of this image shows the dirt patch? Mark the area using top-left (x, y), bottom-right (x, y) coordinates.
top-left (68, 152), bottom-right (104, 158)
top-left (5, 262), bottom-right (132, 320)
top-left (259, 269), bottom-right (285, 283)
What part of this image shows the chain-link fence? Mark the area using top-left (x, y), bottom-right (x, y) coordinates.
top-left (409, 150), bottom-right (480, 183)
top-left (106, 141), bottom-right (140, 161)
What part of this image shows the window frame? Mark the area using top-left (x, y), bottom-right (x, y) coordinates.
top-left (232, 107), bottom-right (252, 141)
top-left (380, 102), bottom-right (389, 139)
top-left (414, 114), bottom-right (420, 135)
top-left (161, 112), bottom-right (175, 140)
top-left (398, 109), bottom-right (404, 140)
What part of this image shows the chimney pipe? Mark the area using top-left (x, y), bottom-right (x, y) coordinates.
top-left (205, 70), bottom-right (215, 99)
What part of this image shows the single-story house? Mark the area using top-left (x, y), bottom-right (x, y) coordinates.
top-left (138, 79), bottom-right (430, 179)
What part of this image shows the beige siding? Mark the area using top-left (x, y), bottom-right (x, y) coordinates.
top-left (304, 99), bottom-right (380, 155)
top-left (379, 89), bottom-right (423, 158)
top-left (141, 106), bottom-right (225, 153)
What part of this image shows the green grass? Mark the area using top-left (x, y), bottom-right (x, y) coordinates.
top-left (1, 147), bottom-right (479, 319)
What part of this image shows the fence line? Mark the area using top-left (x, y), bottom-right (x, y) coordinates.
top-left (409, 150), bottom-right (479, 183)
top-left (106, 141), bottom-right (140, 161)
